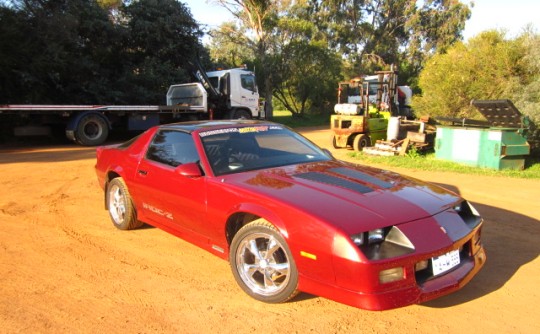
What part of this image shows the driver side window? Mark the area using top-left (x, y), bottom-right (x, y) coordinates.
top-left (146, 130), bottom-right (199, 167)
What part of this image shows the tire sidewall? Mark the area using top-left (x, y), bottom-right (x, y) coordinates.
top-left (76, 113), bottom-right (109, 146)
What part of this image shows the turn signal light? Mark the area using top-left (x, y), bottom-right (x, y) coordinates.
top-left (379, 267), bottom-right (404, 284)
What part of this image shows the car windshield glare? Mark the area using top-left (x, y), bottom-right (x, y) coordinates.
top-left (200, 125), bottom-right (330, 175)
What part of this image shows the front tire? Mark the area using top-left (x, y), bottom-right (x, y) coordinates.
top-left (106, 178), bottom-right (142, 230)
top-left (232, 109), bottom-right (252, 119)
top-left (229, 219), bottom-right (299, 303)
top-left (353, 134), bottom-right (370, 151)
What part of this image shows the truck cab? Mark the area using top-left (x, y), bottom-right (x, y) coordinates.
top-left (166, 68), bottom-right (260, 119)
top-left (206, 68), bottom-right (260, 119)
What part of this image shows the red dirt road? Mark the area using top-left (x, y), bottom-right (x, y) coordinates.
top-left (1, 128), bottom-right (539, 333)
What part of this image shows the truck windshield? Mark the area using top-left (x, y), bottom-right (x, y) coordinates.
top-left (200, 125), bottom-right (330, 176)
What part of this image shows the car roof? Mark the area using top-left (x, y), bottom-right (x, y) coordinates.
top-left (158, 120), bottom-right (280, 134)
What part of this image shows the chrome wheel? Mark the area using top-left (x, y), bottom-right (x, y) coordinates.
top-left (106, 178), bottom-right (141, 230)
top-left (108, 183), bottom-right (126, 225)
top-left (230, 219), bottom-right (299, 303)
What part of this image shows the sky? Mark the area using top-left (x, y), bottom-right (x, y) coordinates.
top-left (183, 0), bottom-right (539, 41)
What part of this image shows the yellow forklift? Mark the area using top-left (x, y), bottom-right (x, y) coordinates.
top-left (331, 68), bottom-right (401, 151)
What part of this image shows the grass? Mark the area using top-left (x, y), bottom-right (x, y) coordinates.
top-left (271, 110), bottom-right (330, 128)
top-left (270, 109), bottom-right (540, 179)
top-left (348, 150), bottom-right (540, 179)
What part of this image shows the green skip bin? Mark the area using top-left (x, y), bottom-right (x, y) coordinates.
top-left (435, 100), bottom-right (533, 170)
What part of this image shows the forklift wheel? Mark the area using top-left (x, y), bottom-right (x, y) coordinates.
top-left (332, 136), bottom-right (340, 149)
top-left (353, 134), bottom-right (370, 151)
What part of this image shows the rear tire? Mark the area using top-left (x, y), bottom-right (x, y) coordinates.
top-left (75, 113), bottom-right (109, 146)
top-left (106, 178), bottom-right (142, 230)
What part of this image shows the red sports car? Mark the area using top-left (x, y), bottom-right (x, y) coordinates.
top-left (95, 120), bottom-right (486, 310)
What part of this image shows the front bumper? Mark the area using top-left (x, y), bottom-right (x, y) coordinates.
top-left (299, 218), bottom-right (486, 311)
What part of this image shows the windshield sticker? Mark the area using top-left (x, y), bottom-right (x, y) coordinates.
top-left (200, 125), bottom-right (283, 137)
top-left (199, 128), bottom-right (239, 137)
top-left (238, 126), bottom-right (269, 134)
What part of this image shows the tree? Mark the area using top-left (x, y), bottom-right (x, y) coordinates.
top-left (121, 0), bottom-right (205, 104)
top-left (273, 40), bottom-right (342, 116)
top-left (311, 0), bottom-right (471, 81)
top-left (412, 30), bottom-right (527, 119)
top-left (0, 0), bottom-right (124, 103)
top-left (0, 0), bottom-right (206, 104)
top-left (271, 2), bottom-right (342, 116)
top-left (211, 0), bottom-right (279, 117)
top-left (513, 30), bottom-right (540, 123)
top-left (208, 21), bottom-right (255, 68)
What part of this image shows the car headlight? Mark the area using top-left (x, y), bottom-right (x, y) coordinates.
top-left (351, 228), bottom-right (385, 246)
top-left (350, 226), bottom-right (415, 260)
top-left (454, 200), bottom-right (482, 228)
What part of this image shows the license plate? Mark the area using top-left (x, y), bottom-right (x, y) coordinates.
top-left (432, 250), bottom-right (460, 276)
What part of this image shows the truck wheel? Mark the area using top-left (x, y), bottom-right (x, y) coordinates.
top-left (233, 110), bottom-right (252, 119)
top-left (353, 134), bottom-right (370, 151)
top-left (75, 113), bottom-right (109, 146)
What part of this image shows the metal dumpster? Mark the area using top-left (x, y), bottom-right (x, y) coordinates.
top-left (435, 100), bottom-right (531, 170)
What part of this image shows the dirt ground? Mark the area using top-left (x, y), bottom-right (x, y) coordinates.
top-left (1, 127), bottom-right (539, 334)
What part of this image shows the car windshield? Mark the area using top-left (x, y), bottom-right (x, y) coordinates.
top-left (199, 125), bottom-right (331, 175)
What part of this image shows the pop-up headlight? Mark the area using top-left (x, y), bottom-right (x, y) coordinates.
top-left (350, 226), bottom-right (415, 261)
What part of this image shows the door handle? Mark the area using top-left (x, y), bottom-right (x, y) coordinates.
top-left (138, 170), bottom-right (148, 176)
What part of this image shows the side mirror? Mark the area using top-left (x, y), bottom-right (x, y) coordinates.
top-left (175, 162), bottom-right (203, 178)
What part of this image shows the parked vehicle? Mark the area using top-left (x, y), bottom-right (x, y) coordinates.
top-left (331, 66), bottom-right (413, 151)
top-left (0, 65), bottom-right (261, 146)
top-left (95, 119), bottom-right (486, 310)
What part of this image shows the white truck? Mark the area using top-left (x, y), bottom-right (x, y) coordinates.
top-left (0, 66), bottom-right (261, 145)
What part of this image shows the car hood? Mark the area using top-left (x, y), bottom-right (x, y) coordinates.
top-left (220, 160), bottom-right (460, 234)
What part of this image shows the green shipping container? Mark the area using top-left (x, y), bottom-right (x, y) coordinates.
top-left (435, 126), bottom-right (530, 170)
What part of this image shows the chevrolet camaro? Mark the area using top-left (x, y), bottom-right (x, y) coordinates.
top-left (94, 120), bottom-right (486, 310)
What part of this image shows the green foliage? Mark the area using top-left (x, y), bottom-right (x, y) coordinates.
top-left (311, 0), bottom-right (471, 77)
top-left (209, 0), bottom-right (473, 115)
top-left (208, 22), bottom-right (254, 68)
top-left (413, 30), bottom-right (537, 120)
top-left (0, 0), bottom-right (205, 104)
top-left (273, 40), bottom-right (342, 116)
top-left (513, 31), bottom-right (540, 123)
top-left (121, 0), bottom-right (203, 103)
top-left (271, 110), bottom-right (329, 128)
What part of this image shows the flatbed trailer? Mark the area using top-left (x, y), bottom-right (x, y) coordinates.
top-left (1, 63), bottom-right (263, 145)
top-left (0, 103), bottom-right (207, 146)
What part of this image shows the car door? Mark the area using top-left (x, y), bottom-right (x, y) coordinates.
top-left (134, 129), bottom-right (208, 233)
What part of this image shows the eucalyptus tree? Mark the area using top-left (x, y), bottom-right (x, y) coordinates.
top-left (310, 0), bottom-right (471, 80)
top-left (211, 0), bottom-right (281, 117)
